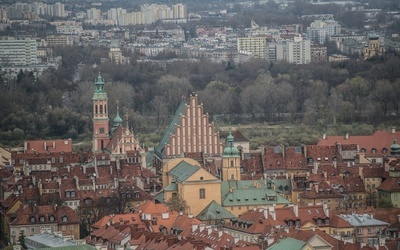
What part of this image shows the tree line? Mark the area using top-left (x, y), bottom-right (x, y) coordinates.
top-left (1, 45), bottom-right (400, 147)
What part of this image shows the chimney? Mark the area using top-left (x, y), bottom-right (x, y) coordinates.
top-left (322, 133), bottom-right (326, 140)
top-left (53, 141), bottom-right (55, 148)
top-left (269, 206), bottom-right (276, 221)
top-left (293, 204), bottom-right (298, 217)
top-left (110, 166), bottom-right (113, 175)
top-left (32, 175), bottom-right (36, 186)
top-left (263, 207), bottom-right (268, 219)
top-left (83, 165), bottom-right (86, 174)
top-left (74, 176), bottom-right (80, 190)
top-left (281, 145), bottom-right (285, 159)
top-left (284, 227), bottom-right (289, 233)
top-left (359, 166), bottom-right (364, 180)
top-left (67, 165), bottom-right (70, 173)
top-left (392, 128), bottom-right (396, 134)
top-left (234, 236), bottom-right (239, 244)
top-left (207, 227), bottom-right (212, 235)
top-left (345, 133), bottom-right (349, 139)
top-left (323, 171), bottom-right (327, 179)
top-left (188, 214), bottom-right (193, 218)
top-left (311, 226), bottom-right (315, 231)
top-left (53, 204), bottom-right (57, 211)
top-left (199, 224), bottom-right (205, 232)
top-left (323, 203), bottom-right (329, 217)
top-left (314, 183), bottom-right (319, 193)
top-left (191, 224), bottom-right (198, 232)
top-left (302, 144), bottom-right (307, 158)
top-left (141, 151), bottom-right (147, 169)
top-left (38, 179), bottom-right (42, 195)
top-left (44, 141), bottom-right (47, 150)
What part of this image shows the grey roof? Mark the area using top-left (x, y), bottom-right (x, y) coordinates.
top-left (154, 100), bottom-right (187, 160)
top-left (167, 160), bottom-right (200, 183)
top-left (196, 200), bottom-right (236, 221)
top-left (338, 214), bottom-right (389, 227)
top-left (221, 180), bottom-right (291, 207)
top-left (25, 232), bottom-right (89, 249)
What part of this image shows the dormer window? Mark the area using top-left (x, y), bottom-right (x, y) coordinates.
top-left (30, 217), bottom-right (36, 223)
top-left (59, 157), bottom-right (63, 163)
top-left (71, 191), bottom-right (75, 197)
top-left (39, 216), bottom-right (45, 222)
top-left (62, 216), bottom-right (68, 222)
top-left (371, 148), bottom-right (377, 154)
top-left (52, 157), bottom-right (55, 163)
top-left (49, 215), bottom-right (55, 222)
top-left (382, 148), bottom-right (388, 154)
top-left (135, 192), bottom-right (141, 198)
top-left (361, 148), bottom-right (366, 153)
top-left (66, 191), bottom-right (70, 198)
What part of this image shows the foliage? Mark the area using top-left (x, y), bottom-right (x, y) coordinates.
top-left (2, 44), bottom-right (400, 147)
top-left (166, 194), bottom-right (189, 214)
top-left (18, 230), bottom-right (27, 249)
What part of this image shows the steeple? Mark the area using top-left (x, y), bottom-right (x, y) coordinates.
top-left (113, 100), bottom-right (123, 127)
top-left (92, 73), bottom-right (110, 152)
top-left (222, 131), bottom-right (241, 181)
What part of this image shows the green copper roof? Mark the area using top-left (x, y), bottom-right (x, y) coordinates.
top-left (155, 99), bottom-right (188, 159)
top-left (196, 200), bottom-right (236, 221)
top-left (223, 131), bottom-right (239, 157)
top-left (113, 105), bottom-right (123, 127)
top-left (167, 160), bottom-right (200, 183)
top-left (164, 182), bottom-right (178, 191)
top-left (391, 138), bottom-right (400, 156)
top-left (221, 180), bottom-right (291, 207)
top-left (93, 73), bottom-right (108, 100)
top-left (267, 237), bottom-right (308, 250)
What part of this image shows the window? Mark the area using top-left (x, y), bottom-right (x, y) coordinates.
top-left (39, 216), bottom-right (45, 222)
top-left (70, 225), bottom-right (74, 230)
top-left (49, 216), bottom-right (55, 222)
top-left (62, 216), bottom-right (68, 222)
top-left (30, 227), bottom-right (35, 233)
top-left (59, 157), bottom-right (63, 163)
top-left (357, 228), bottom-right (362, 234)
top-left (199, 188), bottom-right (206, 199)
top-left (71, 191), bottom-right (75, 197)
top-left (394, 194), bottom-right (398, 201)
top-left (30, 217), bottom-right (36, 223)
top-left (99, 127), bottom-right (104, 133)
top-left (62, 225), bottom-right (66, 231)
top-left (368, 228), bottom-right (373, 234)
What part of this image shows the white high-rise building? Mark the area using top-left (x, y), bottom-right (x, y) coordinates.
top-left (287, 36), bottom-right (311, 64)
top-left (172, 4), bottom-right (186, 19)
top-left (306, 20), bottom-right (341, 44)
top-left (107, 8), bottom-right (126, 25)
top-left (0, 37), bottom-right (37, 66)
top-left (53, 3), bottom-right (65, 17)
top-left (87, 8), bottom-right (101, 20)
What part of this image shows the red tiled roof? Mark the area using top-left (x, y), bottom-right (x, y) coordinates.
top-left (377, 177), bottom-right (400, 192)
top-left (306, 145), bottom-right (342, 165)
top-left (330, 214), bottom-right (352, 228)
top-left (317, 130), bottom-right (400, 156)
top-left (25, 139), bottom-right (73, 154)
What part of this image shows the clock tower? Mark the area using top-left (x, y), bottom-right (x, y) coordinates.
top-left (92, 73), bottom-right (110, 152)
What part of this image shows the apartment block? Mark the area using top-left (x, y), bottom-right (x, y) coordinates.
top-left (0, 37), bottom-right (37, 66)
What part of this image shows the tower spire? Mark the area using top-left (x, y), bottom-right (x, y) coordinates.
top-left (113, 100), bottom-right (123, 127)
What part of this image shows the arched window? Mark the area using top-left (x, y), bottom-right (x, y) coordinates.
top-left (95, 105), bottom-right (98, 114)
top-left (30, 217), bottom-right (36, 223)
top-left (371, 148), bottom-right (377, 154)
top-left (100, 105), bottom-right (103, 114)
top-left (382, 148), bottom-right (388, 154)
top-left (39, 216), bottom-right (45, 222)
top-left (62, 216), bottom-right (68, 222)
top-left (361, 148), bottom-right (366, 153)
top-left (49, 215), bottom-right (55, 222)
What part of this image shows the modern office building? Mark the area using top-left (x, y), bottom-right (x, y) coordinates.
top-left (0, 37), bottom-right (37, 66)
top-left (237, 36), bottom-right (267, 59)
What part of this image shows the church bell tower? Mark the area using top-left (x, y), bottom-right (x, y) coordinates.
top-left (92, 73), bottom-right (110, 152)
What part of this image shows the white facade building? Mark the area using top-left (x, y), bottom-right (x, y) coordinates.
top-left (306, 20), bottom-right (341, 44)
top-left (0, 37), bottom-right (37, 66)
top-left (287, 36), bottom-right (311, 64)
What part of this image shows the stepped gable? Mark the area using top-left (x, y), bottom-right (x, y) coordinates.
top-left (306, 145), bottom-right (342, 164)
top-left (241, 152), bottom-right (264, 180)
top-left (154, 94), bottom-right (224, 166)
